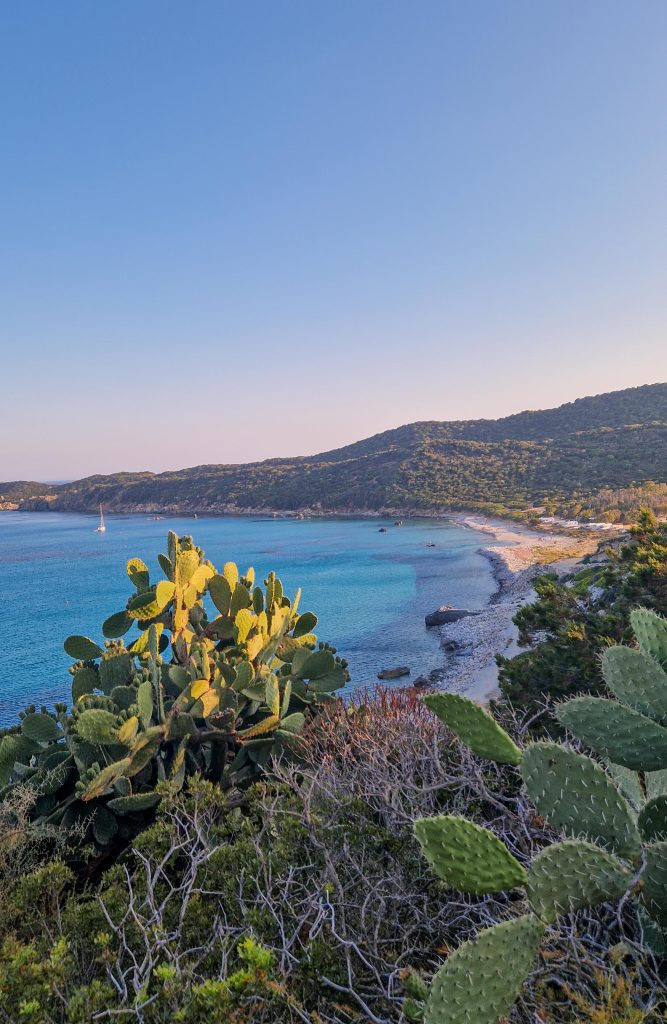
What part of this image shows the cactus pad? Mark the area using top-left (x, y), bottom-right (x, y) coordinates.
top-left (630, 608), bottom-right (667, 669)
top-left (99, 652), bottom-right (133, 693)
top-left (414, 815), bottom-right (527, 893)
top-left (646, 769), bottom-right (667, 800)
top-left (521, 742), bottom-right (641, 859)
top-left (71, 667), bottom-right (98, 702)
top-left (556, 696), bottom-right (667, 771)
top-left (91, 805), bottom-right (118, 846)
top-left (638, 796), bottom-right (667, 842)
top-left (75, 709), bottom-right (119, 746)
top-left (102, 610), bottom-right (133, 639)
top-left (527, 840), bottom-right (632, 922)
top-left (423, 693), bottom-right (522, 765)
top-left (640, 840), bottom-right (667, 928)
top-left (64, 635), bottom-right (104, 661)
top-left (424, 914), bottom-right (544, 1024)
top-left (605, 762), bottom-right (643, 812)
top-left (601, 646), bottom-right (667, 724)
top-left (107, 792), bottom-right (162, 813)
top-left (21, 712), bottom-right (63, 743)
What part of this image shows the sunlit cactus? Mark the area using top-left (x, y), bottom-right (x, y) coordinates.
top-left (0, 531), bottom-right (348, 853)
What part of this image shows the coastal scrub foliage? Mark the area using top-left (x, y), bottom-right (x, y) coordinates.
top-left (0, 689), bottom-right (661, 1022)
top-left (499, 511), bottom-right (667, 709)
top-left (0, 531), bottom-right (347, 859)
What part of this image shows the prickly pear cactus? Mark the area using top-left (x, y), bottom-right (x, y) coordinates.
top-left (0, 533), bottom-right (348, 854)
top-left (413, 608), bottom-right (667, 1024)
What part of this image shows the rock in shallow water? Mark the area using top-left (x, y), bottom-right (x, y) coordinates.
top-left (377, 666), bottom-right (411, 680)
top-left (425, 606), bottom-right (479, 627)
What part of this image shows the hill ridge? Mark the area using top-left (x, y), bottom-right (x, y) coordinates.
top-left (2, 382), bottom-right (666, 519)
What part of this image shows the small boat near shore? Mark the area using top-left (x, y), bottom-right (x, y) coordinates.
top-left (95, 505), bottom-right (106, 532)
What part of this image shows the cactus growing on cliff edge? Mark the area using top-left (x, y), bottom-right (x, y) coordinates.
top-left (413, 608), bottom-right (667, 1024)
top-left (0, 532), bottom-right (348, 853)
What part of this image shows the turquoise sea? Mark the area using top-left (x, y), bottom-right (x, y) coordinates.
top-left (0, 512), bottom-right (498, 726)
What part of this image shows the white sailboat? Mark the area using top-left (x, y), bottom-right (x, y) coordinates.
top-left (95, 504), bottom-right (106, 532)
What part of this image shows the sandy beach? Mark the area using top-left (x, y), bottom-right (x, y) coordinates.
top-left (433, 515), bottom-right (603, 702)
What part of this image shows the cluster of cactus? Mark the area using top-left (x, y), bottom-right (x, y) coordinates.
top-left (412, 607), bottom-right (667, 1024)
top-left (0, 532), bottom-right (347, 852)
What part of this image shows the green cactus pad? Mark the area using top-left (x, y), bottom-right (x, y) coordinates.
top-left (110, 685), bottom-right (136, 711)
top-left (230, 582), bottom-right (252, 614)
top-left (293, 612), bottom-right (318, 638)
top-left (527, 840), bottom-right (632, 922)
top-left (102, 610), bottom-right (133, 639)
top-left (305, 650), bottom-right (337, 678)
top-left (646, 769), bottom-right (667, 800)
top-left (414, 815), bottom-right (527, 893)
top-left (157, 552), bottom-right (173, 579)
top-left (424, 914), bottom-right (544, 1024)
top-left (137, 681), bottom-right (154, 728)
top-left (601, 646), bottom-right (667, 724)
top-left (637, 904), bottom-right (667, 956)
top-left (630, 608), bottom-right (667, 669)
top-left (640, 841), bottom-right (667, 928)
top-left (605, 762), bottom-right (643, 812)
top-left (521, 743), bottom-right (641, 859)
top-left (278, 712), bottom-right (305, 734)
top-left (91, 805), bottom-right (119, 845)
top-left (638, 796), bottom-right (667, 842)
top-left (0, 736), bottom-right (19, 785)
top-left (71, 667), bottom-right (99, 702)
top-left (423, 693), bottom-right (522, 766)
top-left (556, 697), bottom-right (667, 771)
top-left (107, 792), bottom-right (162, 813)
top-left (75, 709), bottom-right (119, 746)
top-left (209, 574), bottom-right (232, 615)
top-left (21, 712), bottom-right (63, 743)
top-left (129, 581), bottom-right (175, 620)
top-left (99, 652), bottom-right (133, 694)
top-left (64, 635), bottom-right (104, 661)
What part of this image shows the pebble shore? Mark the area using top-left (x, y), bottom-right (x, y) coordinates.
top-left (432, 517), bottom-right (587, 702)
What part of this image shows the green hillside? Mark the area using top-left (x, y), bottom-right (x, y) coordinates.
top-left (4, 383), bottom-right (667, 519)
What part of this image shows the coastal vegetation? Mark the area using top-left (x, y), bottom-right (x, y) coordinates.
top-left (499, 510), bottom-right (667, 708)
top-left (2, 383), bottom-right (666, 521)
top-left (413, 607), bottom-right (667, 1023)
top-left (1, 524), bottom-right (666, 1021)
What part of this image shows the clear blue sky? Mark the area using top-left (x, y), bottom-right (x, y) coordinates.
top-left (1, 1), bottom-right (666, 480)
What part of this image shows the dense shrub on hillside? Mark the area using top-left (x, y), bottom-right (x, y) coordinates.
top-left (0, 690), bottom-right (661, 1022)
top-left (499, 512), bottom-right (667, 709)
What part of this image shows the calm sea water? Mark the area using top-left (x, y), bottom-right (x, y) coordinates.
top-left (0, 512), bottom-right (498, 726)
